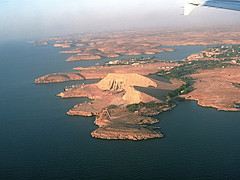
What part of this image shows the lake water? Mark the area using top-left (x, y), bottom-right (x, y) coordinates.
top-left (0, 42), bottom-right (240, 179)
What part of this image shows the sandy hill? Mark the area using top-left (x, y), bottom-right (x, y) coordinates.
top-left (97, 73), bottom-right (158, 104)
top-left (97, 73), bottom-right (157, 91)
top-left (59, 73), bottom-right (183, 116)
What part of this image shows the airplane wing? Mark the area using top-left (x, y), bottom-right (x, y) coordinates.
top-left (184, 0), bottom-right (240, 15)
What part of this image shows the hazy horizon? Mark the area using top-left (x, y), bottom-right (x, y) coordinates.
top-left (1, 0), bottom-right (240, 42)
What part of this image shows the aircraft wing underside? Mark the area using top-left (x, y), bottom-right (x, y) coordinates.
top-left (184, 0), bottom-right (240, 15)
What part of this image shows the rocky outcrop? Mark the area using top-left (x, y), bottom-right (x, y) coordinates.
top-left (66, 55), bottom-right (101, 61)
top-left (91, 108), bottom-right (163, 140)
top-left (67, 109), bottom-right (95, 116)
top-left (96, 73), bottom-right (158, 104)
top-left (53, 43), bottom-right (71, 48)
top-left (58, 83), bottom-right (127, 116)
top-left (97, 73), bottom-right (157, 91)
top-left (34, 72), bottom-right (84, 83)
top-left (59, 49), bottom-right (82, 54)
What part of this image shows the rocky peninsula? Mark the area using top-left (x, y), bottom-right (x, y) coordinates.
top-left (57, 73), bottom-right (183, 140)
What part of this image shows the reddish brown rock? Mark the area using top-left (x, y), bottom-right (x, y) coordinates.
top-left (35, 61), bottom-right (178, 84)
top-left (91, 108), bottom-right (163, 140)
top-left (57, 73), bottom-right (182, 117)
top-left (66, 55), bottom-right (101, 61)
top-left (34, 72), bottom-right (84, 84)
top-left (181, 66), bottom-right (240, 111)
top-left (54, 43), bottom-right (71, 48)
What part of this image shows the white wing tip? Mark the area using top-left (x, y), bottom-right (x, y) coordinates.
top-left (184, 2), bottom-right (198, 15)
top-left (184, 0), bottom-right (205, 15)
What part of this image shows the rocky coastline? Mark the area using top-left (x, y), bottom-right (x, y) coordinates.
top-left (91, 107), bottom-right (163, 141)
top-left (55, 73), bottom-right (183, 140)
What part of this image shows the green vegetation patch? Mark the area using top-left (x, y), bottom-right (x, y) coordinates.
top-left (231, 82), bottom-right (240, 88)
top-left (127, 45), bottom-right (239, 113)
top-left (126, 97), bottom-right (184, 113)
top-left (157, 60), bottom-right (233, 79)
top-left (103, 56), bottom-right (161, 66)
top-left (166, 81), bottom-right (193, 99)
top-left (126, 102), bottom-right (164, 112)
top-left (155, 60), bottom-right (234, 99)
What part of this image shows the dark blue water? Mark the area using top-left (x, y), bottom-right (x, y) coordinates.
top-left (1, 42), bottom-right (240, 179)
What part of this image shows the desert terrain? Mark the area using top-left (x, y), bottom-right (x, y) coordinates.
top-left (34, 72), bottom-right (85, 84)
top-left (56, 73), bottom-right (183, 140)
top-left (33, 26), bottom-right (240, 62)
top-left (91, 107), bottom-right (163, 140)
top-left (181, 66), bottom-right (240, 111)
top-left (35, 61), bottom-right (177, 83)
top-left (58, 73), bottom-right (183, 114)
top-left (33, 28), bottom-right (240, 140)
